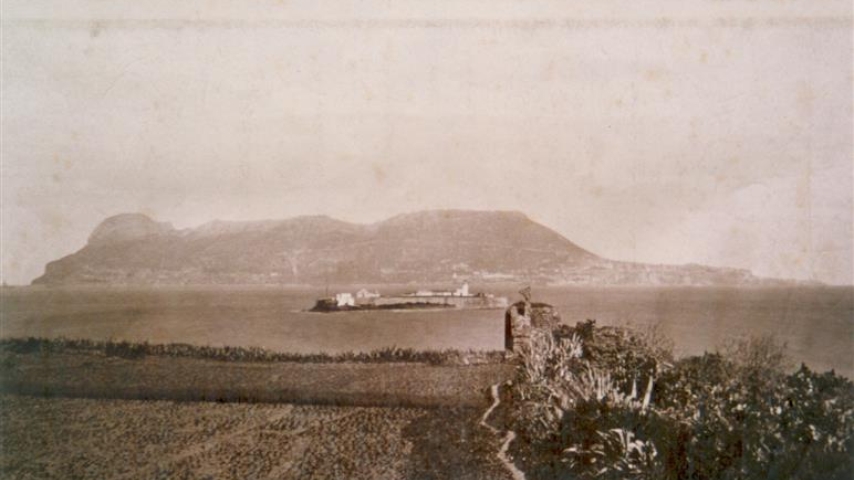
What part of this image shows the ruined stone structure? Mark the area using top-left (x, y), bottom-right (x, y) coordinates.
top-left (505, 301), bottom-right (532, 353)
top-left (504, 292), bottom-right (561, 355)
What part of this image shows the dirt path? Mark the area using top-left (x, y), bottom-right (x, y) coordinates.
top-left (480, 384), bottom-right (526, 480)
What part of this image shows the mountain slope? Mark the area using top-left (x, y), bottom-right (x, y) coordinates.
top-left (32, 210), bottom-right (775, 286)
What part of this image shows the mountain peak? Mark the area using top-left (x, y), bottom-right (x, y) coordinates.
top-left (88, 213), bottom-right (174, 245)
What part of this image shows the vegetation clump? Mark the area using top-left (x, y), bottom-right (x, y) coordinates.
top-left (505, 320), bottom-right (854, 480)
top-left (0, 337), bottom-right (503, 366)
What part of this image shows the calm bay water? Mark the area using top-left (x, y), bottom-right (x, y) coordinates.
top-left (1, 285), bottom-right (851, 377)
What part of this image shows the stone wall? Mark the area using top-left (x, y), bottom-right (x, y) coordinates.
top-left (504, 300), bottom-right (561, 354)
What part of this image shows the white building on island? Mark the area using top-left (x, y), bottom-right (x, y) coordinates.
top-left (453, 283), bottom-right (470, 297)
top-left (334, 292), bottom-right (355, 307)
top-left (356, 288), bottom-right (380, 299)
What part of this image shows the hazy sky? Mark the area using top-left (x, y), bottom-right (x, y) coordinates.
top-left (2, 1), bottom-right (852, 285)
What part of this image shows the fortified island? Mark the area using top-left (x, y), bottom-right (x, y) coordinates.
top-left (310, 283), bottom-right (509, 312)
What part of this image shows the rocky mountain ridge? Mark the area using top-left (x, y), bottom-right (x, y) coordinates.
top-left (33, 210), bottom-right (792, 286)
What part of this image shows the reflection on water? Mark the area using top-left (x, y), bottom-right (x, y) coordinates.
top-left (1, 285), bottom-right (851, 377)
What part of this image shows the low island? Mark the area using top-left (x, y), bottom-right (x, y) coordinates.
top-left (310, 283), bottom-right (509, 312)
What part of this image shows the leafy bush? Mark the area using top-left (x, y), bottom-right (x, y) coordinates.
top-left (653, 349), bottom-right (854, 479)
top-left (506, 321), bottom-right (854, 480)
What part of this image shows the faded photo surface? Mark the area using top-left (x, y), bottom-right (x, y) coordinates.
top-left (1, 1), bottom-right (852, 479)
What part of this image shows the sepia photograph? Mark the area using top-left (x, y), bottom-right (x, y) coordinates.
top-left (1, 1), bottom-right (852, 479)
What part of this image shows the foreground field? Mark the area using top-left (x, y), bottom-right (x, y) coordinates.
top-left (0, 395), bottom-right (511, 479)
top-left (4, 326), bottom-right (851, 479)
top-left (0, 343), bottom-right (516, 479)
top-left (0, 348), bottom-right (512, 408)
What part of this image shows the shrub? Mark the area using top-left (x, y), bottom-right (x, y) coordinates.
top-left (0, 337), bottom-right (504, 366)
top-left (506, 321), bottom-right (854, 480)
top-left (105, 340), bottom-right (149, 359)
top-left (508, 320), bottom-right (668, 479)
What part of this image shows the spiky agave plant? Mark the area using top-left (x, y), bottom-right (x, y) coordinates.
top-left (510, 322), bottom-right (670, 478)
top-left (563, 428), bottom-right (659, 479)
